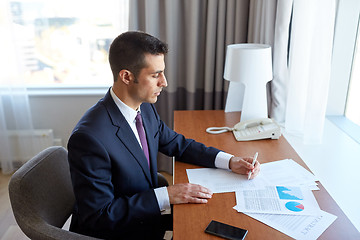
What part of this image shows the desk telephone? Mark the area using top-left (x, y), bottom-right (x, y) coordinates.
top-left (206, 118), bottom-right (281, 141)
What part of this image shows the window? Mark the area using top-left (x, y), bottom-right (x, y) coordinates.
top-left (327, 1), bottom-right (360, 144)
top-left (7, 0), bottom-right (129, 87)
top-left (345, 19), bottom-right (360, 126)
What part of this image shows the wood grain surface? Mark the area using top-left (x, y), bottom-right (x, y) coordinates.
top-left (173, 110), bottom-right (359, 240)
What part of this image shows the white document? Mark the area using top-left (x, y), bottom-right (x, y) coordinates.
top-left (260, 159), bottom-right (318, 188)
top-left (234, 186), bottom-right (321, 215)
top-left (186, 168), bottom-right (269, 193)
top-left (186, 159), bottom-right (318, 194)
top-left (186, 160), bottom-right (337, 239)
top-left (244, 210), bottom-right (337, 240)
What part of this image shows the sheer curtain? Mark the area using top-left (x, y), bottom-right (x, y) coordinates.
top-left (0, 1), bottom-right (37, 174)
top-left (285, 0), bottom-right (336, 144)
top-left (130, 0), bottom-right (250, 172)
top-left (248, 0), bottom-right (336, 144)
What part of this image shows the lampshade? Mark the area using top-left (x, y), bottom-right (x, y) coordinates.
top-left (224, 44), bottom-right (273, 122)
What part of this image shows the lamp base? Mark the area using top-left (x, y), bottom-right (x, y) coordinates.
top-left (225, 82), bottom-right (244, 112)
top-left (240, 83), bottom-right (269, 122)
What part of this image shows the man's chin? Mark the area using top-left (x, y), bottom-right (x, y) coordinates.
top-left (148, 96), bottom-right (158, 104)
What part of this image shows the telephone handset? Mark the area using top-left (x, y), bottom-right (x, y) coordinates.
top-left (206, 118), bottom-right (281, 141)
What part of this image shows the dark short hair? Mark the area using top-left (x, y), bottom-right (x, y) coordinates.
top-left (108, 31), bottom-right (168, 81)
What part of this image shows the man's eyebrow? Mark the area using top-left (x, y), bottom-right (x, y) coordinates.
top-left (152, 70), bottom-right (164, 74)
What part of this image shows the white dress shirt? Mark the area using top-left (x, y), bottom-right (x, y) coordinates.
top-left (110, 88), bottom-right (233, 213)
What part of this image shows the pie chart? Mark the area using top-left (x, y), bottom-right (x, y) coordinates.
top-left (285, 201), bottom-right (304, 212)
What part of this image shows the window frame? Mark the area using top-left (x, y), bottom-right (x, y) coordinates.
top-left (326, 0), bottom-right (360, 144)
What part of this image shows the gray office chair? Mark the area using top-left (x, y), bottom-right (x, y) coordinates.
top-left (9, 146), bottom-right (169, 240)
top-left (8, 146), bottom-right (100, 240)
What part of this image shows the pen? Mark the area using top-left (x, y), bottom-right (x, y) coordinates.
top-left (248, 152), bottom-right (258, 180)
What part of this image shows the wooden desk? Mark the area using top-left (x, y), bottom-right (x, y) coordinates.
top-left (173, 110), bottom-right (359, 240)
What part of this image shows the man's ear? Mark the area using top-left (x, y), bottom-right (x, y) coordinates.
top-left (118, 69), bottom-right (133, 85)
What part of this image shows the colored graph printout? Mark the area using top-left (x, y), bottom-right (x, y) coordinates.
top-left (234, 186), bottom-right (321, 215)
top-left (277, 186), bottom-right (304, 200)
top-left (285, 201), bottom-right (305, 212)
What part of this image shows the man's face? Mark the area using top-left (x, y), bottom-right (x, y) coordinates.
top-left (128, 53), bottom-right (167, 108)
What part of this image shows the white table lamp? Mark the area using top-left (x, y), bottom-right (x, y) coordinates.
top-left (224, 44), bottom-right (273, 122)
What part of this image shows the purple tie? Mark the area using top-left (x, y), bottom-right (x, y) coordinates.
top-left (135, 112), bottom-right (150, 167)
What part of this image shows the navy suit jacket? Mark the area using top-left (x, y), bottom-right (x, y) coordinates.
top-left (67, 90), bottom-right (220, 239)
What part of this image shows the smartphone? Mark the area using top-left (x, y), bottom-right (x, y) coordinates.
top-left (205, 220), bottom-right (248, 240)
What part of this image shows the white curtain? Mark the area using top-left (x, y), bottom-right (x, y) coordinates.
top-left (0, 1), bottom-right (37, 174)
top-left (285, 0), bottom-right (336, 144)
top-left (248, 0), bottom-right (336, 144)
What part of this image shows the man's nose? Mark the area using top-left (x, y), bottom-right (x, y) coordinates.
top-left (159, 74), bottom-right (167, 88)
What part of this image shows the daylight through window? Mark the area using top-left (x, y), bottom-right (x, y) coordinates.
top-left (8, 0), bottom-right (129, 87)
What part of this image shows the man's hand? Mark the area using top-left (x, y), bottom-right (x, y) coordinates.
top-left (167, 183), bottom-right (213, 204)
top-left (229, 156), bottom-right (260, 179)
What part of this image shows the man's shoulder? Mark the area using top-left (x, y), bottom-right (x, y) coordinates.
top-left (80, 99), bottom-right (107, 122)
top-left (71, 95), bottom-right (117, 134)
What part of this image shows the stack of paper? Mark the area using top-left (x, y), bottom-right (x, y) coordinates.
top-left (186, 159), bottom-right (337, 240)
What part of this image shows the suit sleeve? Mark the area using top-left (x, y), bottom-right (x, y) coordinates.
top-left (68, 131), bottom-right (161, 236)
top-left (148, 105), bottom-right (220, 167)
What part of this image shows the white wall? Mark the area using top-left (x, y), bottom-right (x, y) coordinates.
top-left (29, 93), bottom-right (105, 147)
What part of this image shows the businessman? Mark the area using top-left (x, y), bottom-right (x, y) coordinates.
top-left (67, 31), bottom-right (260, 239)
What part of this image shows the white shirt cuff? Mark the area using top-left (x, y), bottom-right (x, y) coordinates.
top-left (214, 151), bottom-right (233, 170)
top-left (154, 186), bottom-right (171, 215)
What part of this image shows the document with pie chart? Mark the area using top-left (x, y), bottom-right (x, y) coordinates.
top-left (234, 185), bottom-right (321, 215)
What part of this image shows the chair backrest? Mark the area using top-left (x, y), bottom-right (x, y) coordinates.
top-left (157, 172), bottom-right (169, 187)
top-left (8, 146), bottom-right (100, 240)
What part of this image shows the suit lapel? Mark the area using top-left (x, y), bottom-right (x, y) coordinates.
top-left (102, 91), bottom-right (153, 186)
top-left (140, 106), bottom-right (158, 185)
